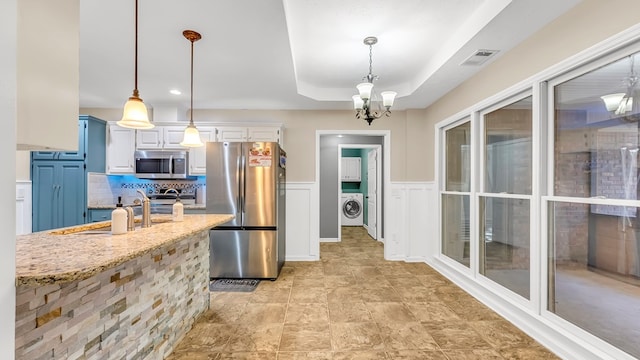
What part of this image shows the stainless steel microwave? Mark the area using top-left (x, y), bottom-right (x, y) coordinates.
top-left (134, 150), bottom-right (192, 179)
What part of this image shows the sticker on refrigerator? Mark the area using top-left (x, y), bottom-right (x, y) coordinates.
top-left (249, 145), bottom-right (272, 167)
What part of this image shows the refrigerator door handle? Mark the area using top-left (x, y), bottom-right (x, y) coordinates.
top-left (240, 153), bottom-right (246, 217)
top-left (236, 154), bottom-right (242, 217)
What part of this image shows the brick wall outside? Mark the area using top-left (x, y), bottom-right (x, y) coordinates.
top-left (15, 230), bottom-right (210, 360)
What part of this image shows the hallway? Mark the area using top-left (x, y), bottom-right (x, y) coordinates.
top-left (167, 227), bottom-right (558, 359)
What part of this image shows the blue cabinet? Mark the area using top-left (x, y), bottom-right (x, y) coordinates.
top-left (31, 116), bottom-right (106, 232)
top-left (32, 161), bottom-right (86, 231)
top-left (88, 209), bottom-right (112, 223)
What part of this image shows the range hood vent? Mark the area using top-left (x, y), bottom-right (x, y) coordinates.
top-left (460, 49), bottom-right (499, 66)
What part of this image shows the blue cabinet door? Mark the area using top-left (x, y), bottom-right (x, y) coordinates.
top-left (31, 161), bottom-right (86, 232)
top-left (32, 161), bottom-right (57, 231)
top-left (58, 162), bottom-right (86, 228)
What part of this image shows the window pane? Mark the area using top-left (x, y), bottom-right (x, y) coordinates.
top-left (445, 122), bottom-right (471, 192)
top-left (548, 201), bottom-right (640, 358)
top-left (442, 193), bottom-right (470, 267)
top-left (484, 96), bottom-right (532, 194)
top-left (554, 54), bottom-right (640, 201)
top-left (480, 197), bottom-right (530, 299)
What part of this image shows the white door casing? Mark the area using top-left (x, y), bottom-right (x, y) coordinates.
top-left (367, 149), bottom-right (377, 239)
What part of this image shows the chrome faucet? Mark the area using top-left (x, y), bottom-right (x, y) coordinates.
top-left (124, 206), bottom-right (135, 231)
top-left (136, 189), bottom-right (152, 228)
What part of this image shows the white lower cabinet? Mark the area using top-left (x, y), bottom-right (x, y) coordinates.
top-left (106, 124), bottom-right (135, 174)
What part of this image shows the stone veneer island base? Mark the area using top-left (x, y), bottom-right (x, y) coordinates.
top-left (15, 214), bottom-right (234, 360)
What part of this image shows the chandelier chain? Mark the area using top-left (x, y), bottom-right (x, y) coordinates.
top-left (369, 44), bottom-right (373, 79)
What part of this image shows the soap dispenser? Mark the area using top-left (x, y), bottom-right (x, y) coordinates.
top-left (111, 196), bottom-right (127, 235)
top-left (173, 196), bottom-right (184, 222)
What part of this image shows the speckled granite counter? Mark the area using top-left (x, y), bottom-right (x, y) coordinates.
top-left (15, 213), bottom-right (233, 359)
top-left (16, 213), bottom-right (232, 287)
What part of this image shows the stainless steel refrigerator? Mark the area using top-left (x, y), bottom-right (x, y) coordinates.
top-left (206, 142), bottom-right (286, 279)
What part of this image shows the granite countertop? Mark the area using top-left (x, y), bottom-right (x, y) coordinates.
top-left (89, 204), bottom-right (206, 210)
top-left (16, 214), bottom-right (234, 287)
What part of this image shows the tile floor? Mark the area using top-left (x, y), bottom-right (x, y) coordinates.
top-left (167, 227), bottom-right (559, 359)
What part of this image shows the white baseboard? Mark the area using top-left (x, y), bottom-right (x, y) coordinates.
top-left (320, 238), bottom-right (339, 243)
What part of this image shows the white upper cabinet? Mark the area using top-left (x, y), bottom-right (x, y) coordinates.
top-left (248, 127), bottom-right (281, 143)
top-left (106, 124), bottom-right (135, 174)
top-left (217, 126), bottom-right (281, 144)
top-left (136, 126), bottom-right (188, 149)
top-left (189, 127), bottom-right (217, 175)
top-left (217, 127), bottom-right (248, 142)
top-left (341, 157), bottom-right (361, 182)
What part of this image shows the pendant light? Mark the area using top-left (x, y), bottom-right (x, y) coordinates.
top-left (180, 30), bottom-right (204, 147)
top-left (117, 0), bottom-right (154, 129)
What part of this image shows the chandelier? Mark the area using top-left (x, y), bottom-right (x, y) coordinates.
top-left (601, 55), bottom-right (640, 122)
top-left (352, 36), bottom-right (397, 126)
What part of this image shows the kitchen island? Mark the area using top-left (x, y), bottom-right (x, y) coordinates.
top-left (15, 214), bottom-right (233, 359)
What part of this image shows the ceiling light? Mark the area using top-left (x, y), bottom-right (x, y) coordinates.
top-left (170, 89), bottom-right (182, 95)
top-left (117, 0), bottom-right (154, 130)
top-left (180, 30), bottom-right (204, 148)
top-left (352, 36), bottom-right (397, 126)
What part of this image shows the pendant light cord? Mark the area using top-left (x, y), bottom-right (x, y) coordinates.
top-left (133, 0), bottom-right (139, 97)
top-left (190, 37), bottom-right (194, 125)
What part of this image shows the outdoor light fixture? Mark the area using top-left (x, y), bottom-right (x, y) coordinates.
top-left (117, 0), bottom-right (154, 129)
top-left (180, 30), bottom-right (204, 147)
top-left (352, 36), bottom-right (397, 126)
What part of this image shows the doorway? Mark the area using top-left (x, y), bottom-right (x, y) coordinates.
top-left (337, 144), bottom-right (382, 242)
top-left (316, 131), bottom-right (390, 256)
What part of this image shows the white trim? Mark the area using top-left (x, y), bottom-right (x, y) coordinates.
top-left (320, 238), bottom-right (339, 243)
top-left (16, 180), bottom-right (32, 235)
top-left (315, 130), bottom-right (392, 259)
top-left (434, 23), bottom-right (640, 360)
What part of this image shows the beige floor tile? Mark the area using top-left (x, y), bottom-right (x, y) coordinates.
top-left (328, 302), bottom-right (373, 323)
top-left (331, 322), bottom-right (385, 351)
top-left (384, 350), bottom-right (448, 359)
top-left (497, 346), bottom-right (560, 360)
top-left (250, 289), bottom-right (291, 304)
top-left (377, 322), bottom-right (439, 350)
top-left (470, 320), bottom-right (536, 349)
top-left (166, 352), bottom-right (220, 360)
top-left (405, 302), bottom-right (460, 322)
top-left (203, 303), bottom-right (247, 324)
top-left (225, 323), bottom-right (284, 352)
top-left (238, 303), bottom-right (287, 324)
top-left (442, 349), bottom-right (506, 359)
top-left (423, 321), bottom-right (492, 350)
top-left (327, 287), bottom-right (364, 303)
top-left (366, 302), bottom-right (417, 323)
top-left (217, 352), bottom-right (277, 359)
top-left (285, 303), bottom-right (329, 324)
top-left (276, 351), bottom-right (333, 360)
top-left (290, 287), bottom-right (328, 303)
top-left (173, 323), bottom-right (236, 352)
top-left (332, 351), bottom-right (388, 359)
top-left (279, 323), bottom-right (332, 352)
top-left (168, 226), bottom-right (556, 358)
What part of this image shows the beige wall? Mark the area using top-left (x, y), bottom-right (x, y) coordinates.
top-left (422, 0), bottom-right (640, 180)
top-left (78, 107), bottom-right (412, 182)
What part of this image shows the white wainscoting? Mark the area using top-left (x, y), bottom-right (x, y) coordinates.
top-left (385, 182), bottom-right (435, 261)
top-left (16, 181), bottom-right (32, 235)
top-left (285, 182), bottom-right (319, 261)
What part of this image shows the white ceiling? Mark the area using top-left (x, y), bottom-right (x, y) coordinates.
top-left (79, 0), bottom-right (582, 117)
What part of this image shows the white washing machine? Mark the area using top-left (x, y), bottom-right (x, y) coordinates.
top-left (341, 193), bottom-right (364, 226)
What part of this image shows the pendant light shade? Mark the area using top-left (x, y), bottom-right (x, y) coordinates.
top-left (117, 0), bottom-right (153, 129)
top-left (179, 30), bottom-right (204, 147)
top-left (181, 123), bottom-right (204, 147)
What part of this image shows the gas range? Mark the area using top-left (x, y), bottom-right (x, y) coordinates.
top-left (147, 187), bottom-right (197, 205)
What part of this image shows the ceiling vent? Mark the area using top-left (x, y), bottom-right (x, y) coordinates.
top-left (460, 49), bottom-right (499, 66)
